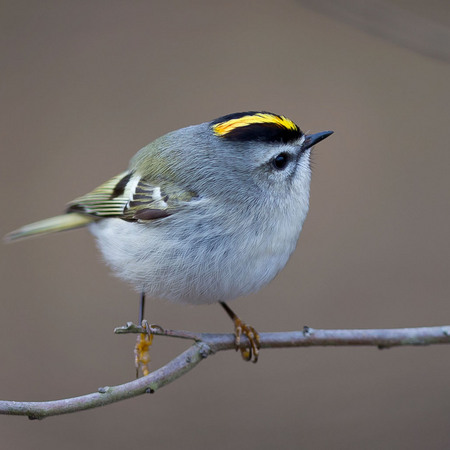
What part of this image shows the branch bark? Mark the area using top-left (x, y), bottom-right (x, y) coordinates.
top-left (1, 324), bottom-right (449, 419)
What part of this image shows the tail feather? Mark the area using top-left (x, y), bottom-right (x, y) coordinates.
top-left (4, 213), bottom-right (94, 242)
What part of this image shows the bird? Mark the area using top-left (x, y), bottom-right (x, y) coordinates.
top-left (5, 111), bottom-right (333, 371)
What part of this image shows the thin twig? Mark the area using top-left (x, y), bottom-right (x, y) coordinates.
top-left (115, 322), bottom-right (203, 341)
top-left (115, 323), bottom-right (450, 350)
top-left (1, 324), bottom-right (449, 419)
top-left (0, 342), bottom-right (211, 420)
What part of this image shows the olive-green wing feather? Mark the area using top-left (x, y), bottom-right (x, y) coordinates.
top-left (5, 171), bottom-right (195, 242)
top-left (66, 171), bottom-right (134, 218)
top-left (4, 213), bottom-right (93, 242)
top-left (67, 171), bottom-right (193, 221)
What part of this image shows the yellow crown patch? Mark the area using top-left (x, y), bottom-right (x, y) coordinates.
top-left (213, 112), bottom-right (298, 137)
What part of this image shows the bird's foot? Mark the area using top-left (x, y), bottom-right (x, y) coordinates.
top-left (134, 319), bottom-right (155, 377)
top-left (233, 316), bottom-right (261, 363)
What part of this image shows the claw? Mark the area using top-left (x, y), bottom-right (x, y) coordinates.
top-left (134, 319), bottom-right (153, 377)
top-left (234, 317), bottom-right (260, 363)
top-left (220, 302), bottom-right (260, 363)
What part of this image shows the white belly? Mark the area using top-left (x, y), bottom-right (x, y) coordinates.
top-left (89, 207), bottom-right (305, 305)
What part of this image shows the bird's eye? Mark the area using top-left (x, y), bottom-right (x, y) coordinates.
top-left (272, 153), bottom-right (290, 170)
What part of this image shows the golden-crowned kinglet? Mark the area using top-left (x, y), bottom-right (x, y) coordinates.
top-left (6, 111), bottom-right (332, 363)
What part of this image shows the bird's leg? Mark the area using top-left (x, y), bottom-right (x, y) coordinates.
top-left (139, 290), bottom-right (145, 325)
top-left (134, 292), bottom-right (153, 377)
top-left (220, 301), bottom-right (260, 363)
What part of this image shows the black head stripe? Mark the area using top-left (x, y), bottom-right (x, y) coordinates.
top-left (211, 111), bottom-right (302, 144)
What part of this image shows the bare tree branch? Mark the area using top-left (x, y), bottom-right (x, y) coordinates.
top-left (1, 324), bottom-right (449, 420)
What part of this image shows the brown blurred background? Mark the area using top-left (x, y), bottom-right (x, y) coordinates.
top-left (1, 1), bottom-right (449, 448)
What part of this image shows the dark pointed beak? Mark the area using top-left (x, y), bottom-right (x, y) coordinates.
top-left (302, 130), bottom-right (333, 151)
